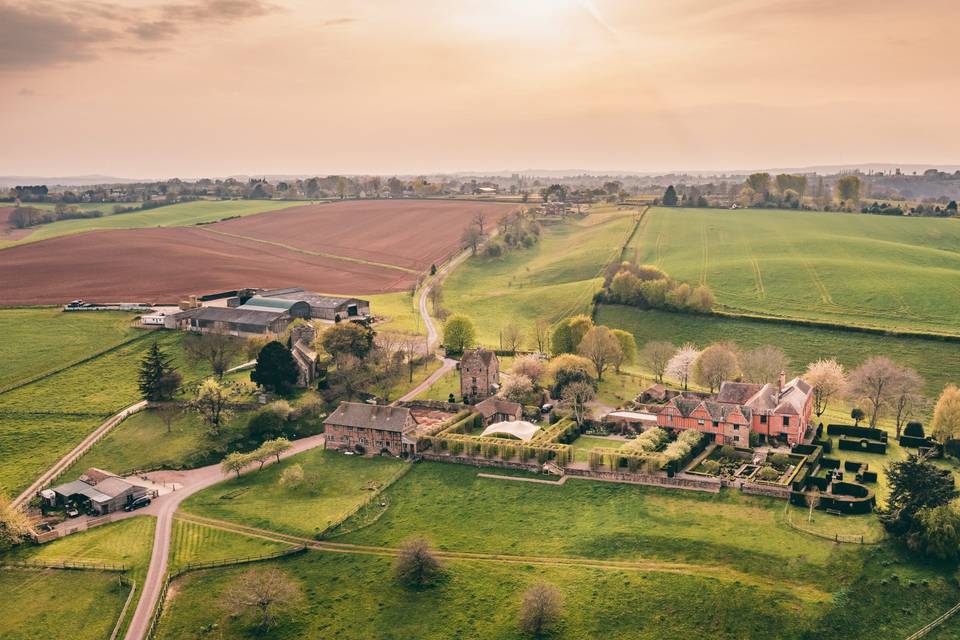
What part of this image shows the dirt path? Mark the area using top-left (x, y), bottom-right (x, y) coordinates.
top-left (173, 512), bottom-right (829, 603)
top-left (122, 434), bottom-right (326, 640)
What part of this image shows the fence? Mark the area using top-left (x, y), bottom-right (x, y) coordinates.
top-left (779, 502), bottom-right (882, 545)
top-left (317, 461), bottom-right (415, 538)
top-left (32, 513), bottom-right (118, 544)
top-left (109, 579), bottom-right (137, 640)
top-left (904, 600), bottom-right (960, 640)
top-left (1, 558), bottom-right (127, 572)
top-left (146, 545), bottom-right (307, 640)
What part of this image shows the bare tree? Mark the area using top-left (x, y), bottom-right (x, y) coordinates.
top-left (156, 402), bottom-right (181, 434)
top-left (519, 582), bottom-right (563, 637)
top-left (640, 341), bottom-right (675, 384)
top-left (183, 323), bottom-right (242, 379)
top-left (531, 319), bottom-right (551, 354)
top-left (666, 344), bottom-right (700, 390)
top-left (577, 326), bottom-right (622, 382)
top-left (889, 366), bottom-right (925, 437)
top-left (502, 322), bottom-right (523, 355)
top-left (561, 381), bottom-right (595, 426)
top-left (194, 378), bottom-right (232, 436)
top-left (694, 343), bottom-right (740, 393)
top-left (740, 345), bottom-right (789, 384)
top-left (805, 489), bottom-right (821, 524)
top-left (847, 356), bottom-right (902, 428)
top-left (221, 567), bottom-right (302, 630)
top-left (472, 211), bottom-right (487, 235)
top-left (461, 225), bottom-right (482, 255)
top-left (428, 281), bottom-right (444, 318)
top-left (394, 536), bottom-right (444, 588)
top-left (803, 359), bottom-right (847, 419)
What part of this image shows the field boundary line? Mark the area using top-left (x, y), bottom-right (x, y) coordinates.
top-left (0, 331), bottom-right (152, 396)
top-left (195, 227), bottom-right (418, 274)
top-left (904, 600), bottom-right (960, 640)
top-left (477, 472), bottom-right (568, 485)
top-left (109, 579), bottom-right (137, 640)
top-left (778, 502), bottom-right (884, 545)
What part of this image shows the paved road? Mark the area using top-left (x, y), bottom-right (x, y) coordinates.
top-left (123, 434), bottom-right (326, 640)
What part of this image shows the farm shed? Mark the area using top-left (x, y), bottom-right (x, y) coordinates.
top-left (257, 287), bottom-right (370, 321)
top-left (170, 306), bottom-right (291, 337)
top-left (239, 295), bottom-right (311, 319)
top-left (44, 469), bottom-right (146, 515)
top-left (474, 396), bottom-right (522, 426)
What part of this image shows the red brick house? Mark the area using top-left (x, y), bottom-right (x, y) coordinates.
top-left (715, 374), bottom-right (813, 444)
top-left (657, 398), bottom-right (753, 446)
top-left (323, 403), bottom-right (418, 456)
top-left (460, 348), bottom-right (500, 402)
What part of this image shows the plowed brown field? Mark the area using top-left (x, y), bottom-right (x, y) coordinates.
top-left (0, 199), bottom-right (515, 305)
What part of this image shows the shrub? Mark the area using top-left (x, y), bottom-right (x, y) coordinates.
top-left (904, 421), bottom-right (925, 438)
top-left (719, 445), bottom-right (737, 459)
top-left (757, 466), bottom-right (780, 482)
top-left (701, 460), bottom-right (721, 475)
top-left (769, 453), bottom-right (791, 469)
top-left (278, 463), bottom-right (305, 488)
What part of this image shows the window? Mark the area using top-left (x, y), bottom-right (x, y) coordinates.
top-left (760, 415), bottom-right (767, 424)
top-left (782, 417), bottom-right (790, 427)
top-left (712, 421), bottom-right (720, 428)
top-left (697, 419), bottom-right (704, 426)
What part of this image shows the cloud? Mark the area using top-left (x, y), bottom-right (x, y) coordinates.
top-left (161, 0), bottom-right (279, 23)
top-left (127, 20), bottom-right (180, 41)
top-left (18, 88), bottom-right (36, 96)
top-left (322, 18), bottom-right (355, 27)
top-left (0, 2), bottom-right (116, 70)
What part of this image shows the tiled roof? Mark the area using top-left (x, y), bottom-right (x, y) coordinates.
top-left (462, 348), bottom-right (497, 368)
top-left (474, 396), bottom-right (521, 419)
top-left (324, 402), bottom-right (413, 433)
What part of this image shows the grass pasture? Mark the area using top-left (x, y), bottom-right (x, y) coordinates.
top-left (597, 305), bottom-right (960, 397)
top-left (635, 206), bottom-right (960, 336)
top-left (2, 199), bottom-right (302, 247)
top-left (180, 449), bottom-right (406, 537)
top-left (170, 519), bottom-right (294, 570)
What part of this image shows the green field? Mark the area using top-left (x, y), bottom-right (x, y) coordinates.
top-left (445, 206), bottom-right (640, 345)
top-left (570, 434), bottom-right (626, 462)
top-left (181, 449), bottom-right (406, 536)
top-left (0, 568), bottom-right (130, 640)
top-left (366, 291), bottom-right (423, 335)
top-left (0, 308), bottom-right (140, 392)
top-left (1, 199), bottom-right (302, 247)
top-left (635, 207), bottom-right (960, 335)
top-left (170, 519), bottom-right (294, 570)
top-left (598, 305), bottom-right (960, 397)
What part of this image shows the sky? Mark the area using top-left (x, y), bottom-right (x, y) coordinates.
top-left (1, 0), bottom-right (958, 178)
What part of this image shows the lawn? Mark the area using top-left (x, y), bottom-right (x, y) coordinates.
top-left (367, 290), bottom-right (423, 335)
top-left (635, 206), bottom-right (960, 336)
top-left (570, 434), bottom-right (626, 462)
top-left (0, 308), bottom-right (140, 392)
top-left (0, 414), bottom-right (103, 496)
top-left (444, 207), bottom-right (642, 345)
top-left (180, 449), bottom-right (406, 537)
top-left (154, 552), bottom-right (822, 640)
top-left (169, 518), bottom-right (294, 570)
top-left (598, 305), bottom-right (960, 397)
top-left (2, 199), bottom-right (302, 247)
top-left (0, 568), bottom-right (130, 640)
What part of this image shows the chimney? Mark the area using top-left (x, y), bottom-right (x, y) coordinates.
top-left (778, 371), bottom-right (786, 394)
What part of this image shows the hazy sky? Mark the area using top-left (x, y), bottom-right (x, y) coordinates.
top-left (2, 0), bottom-right (958, 178)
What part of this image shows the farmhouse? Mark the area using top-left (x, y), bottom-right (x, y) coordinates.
top-left (42, 468), bottom-right (147, 515)
top-left (460, 348), bottom-right (500, 402)
top-left (324, 402), bottom-right (418, 456)
top-left (658, 398), bottom-right (753, 446)
top-left (474, 396), bottom-right (522, 426)
top-left (715, 373), bottom-right (813, 444)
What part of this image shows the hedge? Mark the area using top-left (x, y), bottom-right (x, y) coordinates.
top-left (838, 437), bottom-right (887, 455)
top-left (827, 424), bottom-right (888, 442)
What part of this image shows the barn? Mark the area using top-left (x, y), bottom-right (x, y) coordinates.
top-left (169, 306), bottom-right (291, 337)
top-left (256, 287), bottom-right (370, 321)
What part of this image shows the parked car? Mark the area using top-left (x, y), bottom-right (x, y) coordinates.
top-left (65, 505), bottom-right (80, 518)
top-left (124, 496), bottom-right (152, 512)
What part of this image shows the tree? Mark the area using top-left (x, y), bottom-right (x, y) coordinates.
top-left (910, 503), bottom-right (960, 561)
top-left (510, 354), bottom-right (546, 388)
top-left (694, 344), bottom-right (740, 392)
top-left (889, 366), bottom-right (924, 438)
top-left (156, 402), bottom-right (181, 434)
top-left (221, 451), bottom-right (252, 478)
top-left (501, 322), bottom-right (523, 355)
top-left (519, 582), bottom-right (563, 637)
top-left (502, 374), bottom-right (534, 404)
top-left (666, 344), bottom-right (700, 390)
top-left (461, 224), bottom-right (482, 255)
top-left (561, 381), bottom-right (595, 426)
top-left (662, 185), bottom-right (678, 206)
top-left (394, 536), bottom-right (444, 588)
top-left (194, 378), bottom-right (232, 436)
top-left (261, 437), bottom-right (293, 463)
top-left (881, 454), bottom-right (958, 537)
top-left (472, 211), bottom-right (487, 235)
top-left (805, 489), bottom-right (821, 524)
top-left (279, 463), bottom-right (304, 488)
top-left (250, 341), bottom-right (299, 395)
top-left (851, 407), bottom-right (865, 426)
top-left (932, 385), bottom-right (960, 443)
top-left (247, 401), bottom-right (292, 442)
top-left (321, 322), bottom-right (375, 361)
top-left (577, 326), bottom-right (621, 382)
top-left (641, 341), bottom-right (675, 384)
top-left (442, 315), bottom-right (476, 354)
top-left (138, 341), bottom-right (181, 401)
top-left (804, 359), bottom-right (846, 419)
top-left (847, 356), bottom-right (902, 428)
top-left (739, 346), bottom-right (789, 384)
top-left (610, 329), bottom-right (636, 374)
top-left (0, 493), bottom-right (31, 551)
top-left (835, 175), bottom-right (862, 207)
top-left (183, 325), bottom-right (242, 379)
top-left (428, 281), bottom-right (444, 319)
top-left (531, 319), bottom-right (551, 354)
top-left (221, 567), bottom-right (302, 630)
top-left (251, 445), bottom-right (273, 471)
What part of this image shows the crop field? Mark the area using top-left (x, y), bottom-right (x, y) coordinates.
top-left (169, 519), bottom-right (294, 570)
top-left (0, 200), bottom-right (515, 305)
top-left (0, 199), bottom-right (302, 247)
top-left (598, 305), bottom-right (960, 396)
top-left (0, 308), bottom-right (140, 391)
top-left (0, 568), bottom-right (130, 640)
top-left (635, 207), bottom-right (960, 335)
top-left (445, 205), bottom-right (642, 344)
top-left (180, 449), bottom-right (406, 536)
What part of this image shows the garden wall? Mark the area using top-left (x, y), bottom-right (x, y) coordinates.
top-left (565, 467), bottom-right (721, 493)
top-left (741, 481), bottom-right (792, 499)
top-left (419, 452), bottom-right (542, 473)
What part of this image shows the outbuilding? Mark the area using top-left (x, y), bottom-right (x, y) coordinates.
top-left (44, 468), bottom-right (147, 515)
